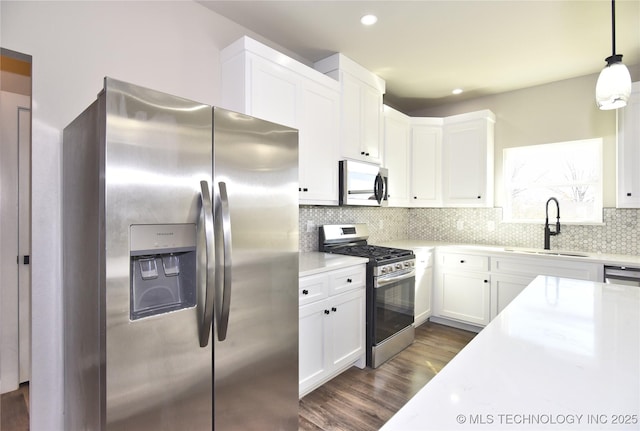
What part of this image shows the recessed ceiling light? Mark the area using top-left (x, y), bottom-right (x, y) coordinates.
top-left (360, 14), bottom-right (378, 26)
top-left (452, 88), bottom-right (463, 95)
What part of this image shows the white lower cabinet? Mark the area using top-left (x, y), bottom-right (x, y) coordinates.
top-left (298, 264), bottom-right (365, 398)
top-left (490, 273), bottom-right (533, 319)
top-left (439, 271), bottom-right (491, 326)
top-left (434, 252), bottom-right (491, 327)
top-left (413, 248), bottom-right (433, 326)
top-left (489, 255), bottom-right (603, 319)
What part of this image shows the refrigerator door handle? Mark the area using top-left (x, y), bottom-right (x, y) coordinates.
top-left (215, 181), bottom-right (232, 341)
top-left (198, 180), bottom-right (216, 347)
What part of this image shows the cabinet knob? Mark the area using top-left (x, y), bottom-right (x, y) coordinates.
top-left (324, 310), bottom-right (330, 315)
top-left (302, 187), bottom-right (308, 192)
top-left (414, 196), bottom-right (418, 199)
top-left (298, 187), bottom-right (302, 192)
top-left (346, 278), bottom-right (352, 283)
top-left (302, 289), bottom-right (309, 295)
top-left (361, 151), bottom-right (366, 155)
top-left (365, 152), bottom-right (370, 156)
top-left (477, 195), bottom-right (482, 199)
top-left (484, 279), bottom-right (489, 283)
top-left (460, 260), bottom-right (465, 263)
top-left (627, 192), bottom-right (632, 197)
top-left (331, 307), bottom-right (337, 312)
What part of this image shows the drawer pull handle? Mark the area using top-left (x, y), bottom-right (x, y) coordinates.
top-left (331, 307), bottom-right (337, 312)
top-left (302, 289), bottom-right (309, 295)
top-left (347, 278), bottom-right (352, 283)
top-left (324, 310), bottom-right (330, 315)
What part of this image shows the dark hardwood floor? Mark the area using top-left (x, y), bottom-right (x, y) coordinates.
top-left (299, 321), bottom-right (476, 431)
top-left (1, 382), bottom-right (29, 431)
top-left (0, 322), bottom-right (474, 431)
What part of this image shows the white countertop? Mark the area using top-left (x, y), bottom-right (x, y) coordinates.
top-left (381, 276), bottom-right (640, 430)
top-left (299, 252), bottom-right (368, 277)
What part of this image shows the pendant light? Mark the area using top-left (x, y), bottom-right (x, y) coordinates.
top-left (595, 0), bottom-right (632, 110)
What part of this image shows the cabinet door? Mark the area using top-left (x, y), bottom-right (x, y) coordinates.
top-left (249, 56), bottom-right (298, 128)
top-left (299, 300), bottom-right (329, 396)
top-left (328, 289), bottom-right (365, 370)
top-left (442, 115), bottom-right (493, 207)
top-left (415, 265), bottom-right (432, 326)
top-left (299, 79), bottom-right (339, 204)
top-left (383, 106), bottom-right (410, 207)
top-left (339, 73), bottom-right (382, 164)
top-left (490, 274), bottom-right (534, 319)
top-left (439, 271), bottom-right (490, 326)
top-left (411, 123), bottom-right (442, 207)
top-left (617, 82), bottom-right (640, 208)
top-left (340, 74), bottom-right (364, 161)
top-left (361, 84), bottom-right (383, 164)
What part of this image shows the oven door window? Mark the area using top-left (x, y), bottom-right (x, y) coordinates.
top-left (374, 274), bottom-right (415, 344)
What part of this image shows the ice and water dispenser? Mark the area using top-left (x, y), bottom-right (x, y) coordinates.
top-left (130, 224), bottom-right (197, 320)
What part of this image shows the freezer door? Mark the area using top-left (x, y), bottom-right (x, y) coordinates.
top-left (212, 107), bottom-right (299, 430)
top-left (102, 78), bottom-right (213, 430)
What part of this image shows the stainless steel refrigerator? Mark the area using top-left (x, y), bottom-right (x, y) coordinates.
top-left (62, 78), bottom-right (299, 430)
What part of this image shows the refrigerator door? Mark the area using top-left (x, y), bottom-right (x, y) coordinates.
top-left (212, 108), bottom-right (299, 430)
top-left (102, 79), bottom-right (213, 430)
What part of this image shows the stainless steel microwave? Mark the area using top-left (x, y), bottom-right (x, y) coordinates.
top-left (339, 160), bottom-right (388, 206)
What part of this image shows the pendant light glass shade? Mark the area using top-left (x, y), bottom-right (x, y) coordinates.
top-left (596, 58), bottom-right (632, 110)
top-left (596, 0), bottom-right (631, 110)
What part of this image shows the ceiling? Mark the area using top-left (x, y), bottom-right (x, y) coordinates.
top-left (199, 0), bottom-right (640, 114)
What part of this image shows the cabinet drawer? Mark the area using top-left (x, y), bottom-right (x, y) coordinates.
top-left (329, 266), bottom-right (366, 296)
top-left (299, 273), bottom-right (329, 306)
top-left (440, 253), bottom-right (488, 272)
top-left (491, 256), bottom-right (601, 281)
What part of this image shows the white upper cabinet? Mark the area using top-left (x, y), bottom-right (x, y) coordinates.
top-left (383, 105), bottom-right (411, 207)
top-left (220, 36), bottom-right (340, 205)
top-left (410, 118), bottom-right (443, 207)
top-left (315, 54), bottom-right (385, 165)
top-left (442, 110), bottom-right (495, 207)
top-left (617, 81), bottom-right (640, 208)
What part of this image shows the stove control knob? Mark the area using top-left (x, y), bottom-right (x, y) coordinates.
top-left (395, 263), bottom-right (402, 270)
top-left (381, 267), bottom-right (388, 274)
top-left (403, 262), bottom-right (410, 268)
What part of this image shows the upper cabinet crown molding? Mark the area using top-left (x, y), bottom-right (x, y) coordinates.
top-left (315, 53), bottom-right (386, 165)
top-left (314, 54), bottom-right (385, 94)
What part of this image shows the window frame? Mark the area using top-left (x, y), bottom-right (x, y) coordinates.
top-left (502, 138), bottom-right (604, 224)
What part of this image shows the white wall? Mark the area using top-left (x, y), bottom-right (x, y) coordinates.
top-left (0, 1), bottom-right (254, 429)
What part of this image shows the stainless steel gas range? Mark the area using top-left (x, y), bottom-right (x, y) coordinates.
top-left (319, 224), bottom-right (415, 368)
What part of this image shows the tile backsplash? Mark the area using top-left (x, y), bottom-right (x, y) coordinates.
top-left (299, 206), bottom-right (639, 256)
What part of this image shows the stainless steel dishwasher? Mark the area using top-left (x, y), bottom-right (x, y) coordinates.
top-left (604, 266), bottom-right (640, 286)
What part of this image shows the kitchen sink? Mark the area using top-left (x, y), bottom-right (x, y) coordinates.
top-left (504, 249), bottom-right (588, 258)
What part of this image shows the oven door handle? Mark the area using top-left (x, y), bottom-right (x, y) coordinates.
top-left (375, 269), bottom-right (415, 288)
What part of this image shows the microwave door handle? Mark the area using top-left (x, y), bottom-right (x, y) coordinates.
top-left (374, 173), bottom-right (383, 204)
top-left (198, 180), bottom-right (215, 348)
top-left (214, 181), bottom-right (232, 342)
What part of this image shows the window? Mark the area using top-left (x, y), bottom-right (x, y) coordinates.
top-left (503, 138), bottom-right (603, 223)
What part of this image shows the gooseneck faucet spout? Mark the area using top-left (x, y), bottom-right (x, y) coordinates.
top-left (544, 197), bottom-right (561, 250)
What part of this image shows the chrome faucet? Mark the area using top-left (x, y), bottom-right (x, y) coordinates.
top-left (544, 197), bottom-right (560, 250)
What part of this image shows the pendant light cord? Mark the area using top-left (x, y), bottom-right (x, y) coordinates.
top-left (611, 0), bottom-right (616, 55)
